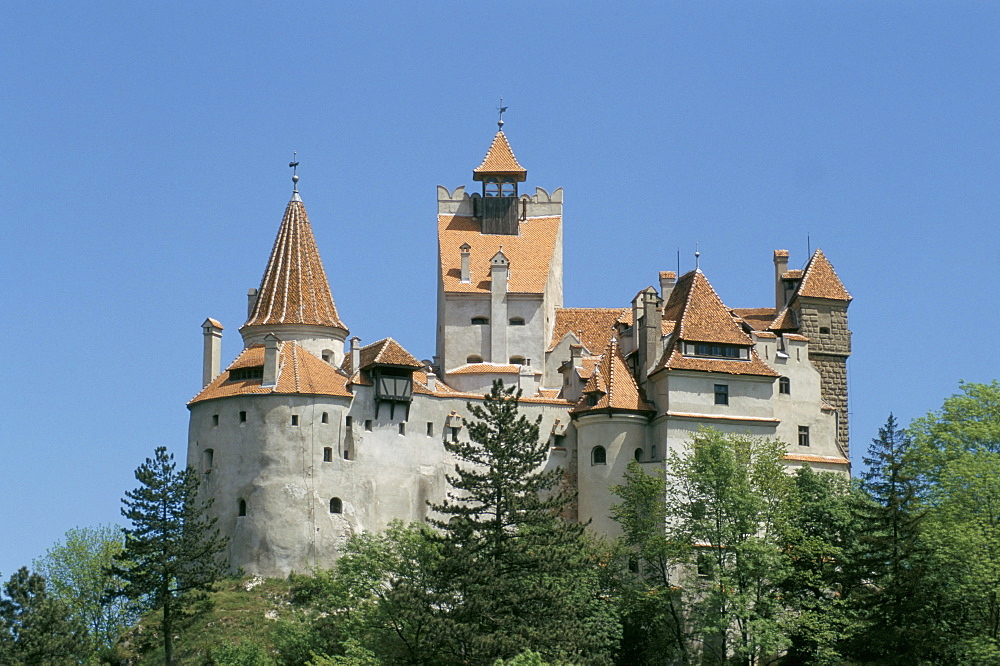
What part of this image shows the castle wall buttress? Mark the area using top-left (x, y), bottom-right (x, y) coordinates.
top-left (796, 300), bottom-right (850, 456)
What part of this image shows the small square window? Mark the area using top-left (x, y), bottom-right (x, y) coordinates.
top-left (239, 411), bottom-right (247, 423)
top-left (798, 426), bottom-right (810, 447)
top-left (819, 326), bottom-right (831, 335)
top-left (427, 422), bottom-right (434, 437)
top-left (714, 384), bottom-right (729, 406)
top-left (343, 449), bottom-right (350, 460)
top-left (321, 412), bottom-right (329, 424)
top-left (291, 415), bottom-right (299, 426)
top-left (398, 423), bottom-right (406, 436)
top-left (364, 420), bottom-right (373, 432)
top-left (212, 414), bottom-right (219, 427)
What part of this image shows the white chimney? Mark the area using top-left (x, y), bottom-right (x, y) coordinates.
top-left (659, 271), bottom-right (676, 305)
top-left (460, 243), bottom-right (471, 283)
top-left (350, 336), bottom-right (361, 375)
top-left (774, 250), bottom-right (789, 310)
top-left (201, 318), bottom-right (223, 388)
top-left (425, 372), bottom-right (437, 392)
top-left (262, 333), bottom-right (280, 387)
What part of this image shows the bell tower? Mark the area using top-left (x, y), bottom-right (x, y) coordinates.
top-left (472, 112), bottom-right (527, 235)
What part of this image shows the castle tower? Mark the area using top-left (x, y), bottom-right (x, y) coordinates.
top-left (240, 174), bottom-right (349, 365)
top-left (435, 126), bottom-right (564, 392)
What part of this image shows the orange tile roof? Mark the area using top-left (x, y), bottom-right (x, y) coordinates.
top-left (243, 197), bottom-right (346, 330)
top-left (447, 363), bottom-right (532, 375)
top-left (664, 270), bottom-right (754, 346)
top-left (438, 215), bottom-right (560, 294)
top-left (753, 331), bottom-right (777, 339)
top-left (769, 307), bottom-right (797, 331)
top-left (203, 317), bottom-right (223, 329)
top-left (572, 338), bottom-right (655, 414)
top-left (782, 269), bottom-right (804, 279)
top-left (547, 308), bottom-right (628, 352)
top-left (655, 348), bottom-right (779, 377)
top-left (797, 249), bottom-right (852, 301)
top-left (357, 338), bottom-right (422, 370)
top-left (189, 342), bottom-right (352, 404)
top-left (784, 453), bottom-right (850, 465)
top-left (472, 131), bottom-right (527, 181)
top-left (666, 411), bottom-right (780, 424)
top-left (731, 307), bottom-right (777, 331)
top-left (784, 333), bottom-right (809, 342)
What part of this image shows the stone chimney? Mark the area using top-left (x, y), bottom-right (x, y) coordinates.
top-left (247, 288), bottom-right (258, 319)
top-left (201, 318), bottom-right (223, 388)
top-left (518, 362), bottom-right (539, 397)
top-left (774, 250), bottom-right (789, 311)
top-left (350, 336), bottom-right (361, 375)
top-left (659, 271), bottom-right (676, 305)
top-left (637, 287), bottom-right (662, 380)
top-left (460, 243), bottom-right (471, 283)
top-left (490, 249), bottom-right (509, 363)
top-left (262, 333), bottom-right (280, 387)
top-left (425, 371), bottom-right (437, 393)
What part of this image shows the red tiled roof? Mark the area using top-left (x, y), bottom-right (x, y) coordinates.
top-left (664, 270), bottom-right (754, 346)
top-left (438, 215), bottom-right (560, 294)
top-left (472, 131), bottom-right (527, 181)
top-left (784, 453), bottom-right (850, 465)
top-left (547, 308), bottom-right (628, 352)
top-left (357, 338), bottom-right (422, 370)
top-left (732, 307), bottom-right (777, 331)
top-left (243, 197), bottom-right (346, 330)
top-left (797, 249), bottom-right (852, 301)
top-left (189, 342), bottom-right (352, 404)
top-left (654, 348), bottom-right (779, 377)
top-left (572, 338), bottom-right (655, 414)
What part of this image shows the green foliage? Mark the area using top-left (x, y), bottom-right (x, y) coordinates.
top-left (111, 446), bottom-right (228, 665)
top-left (493, 650), bottom-right (552, 665)
top-left (610, 460), bottom-right (692, 664)
top-left (306, 639), bottom-right (380, 665)
top-left (666, 429), bottom-right (792, 666)
top-left (428, 380), bottom-right (618, 664)
top-left (33, 523), bottom-right (138, 655)
top-left (0, 567), bottom-right (88, 665)
top-left (209, 638), bottom-right (275, 665)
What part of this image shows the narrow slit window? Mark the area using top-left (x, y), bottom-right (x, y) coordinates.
top-left (291, 414), bottom-right (299, 426)
top-left (398, 423), bottom-right (406, 436)
top-left (321, 412), bottom-right (329, 424)
top-left (427, 422), bottom-right (434, 437)
top-left (238, 499), bottom-right (246, 517)
top-left (239, 411), bottom-right (247, 423)
top-left (364, 419), bottom-right (372, 431)
top-left (346, 416), bottom-right (353, 428)
top-left (202, 448), bottom-right (214, 473)
top-left (212, 414), bottom-right (219, 427)
top-left (323, 447), bottom-right (332, 462)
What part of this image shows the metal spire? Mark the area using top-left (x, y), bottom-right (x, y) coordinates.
top-left (694, 243), bottom-right (701, 271)
top-left (497, 97), bottom-right (508, 130)
top-left (289, 152), bottom-right (300, 196)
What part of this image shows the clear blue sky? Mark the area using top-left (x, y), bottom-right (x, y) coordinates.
top-left (2, 2), bottom-right (998, 576)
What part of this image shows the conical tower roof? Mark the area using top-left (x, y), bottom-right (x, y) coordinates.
top-left (473, 131), bottom-right (527, 182)
top-left (243, 194), bottom-right (346, 330)
top-left (797, 249), bottom-right (852, 301)
top-left (572, 337), bottom-right (654, 414)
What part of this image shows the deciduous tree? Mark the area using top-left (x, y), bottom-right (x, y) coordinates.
top-left (0, 567), bottom-right (87, 665)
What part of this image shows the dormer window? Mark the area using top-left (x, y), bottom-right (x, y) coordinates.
top-left (373, 367), bottom-right (413, 420)
top-left (229, 366), bottom-right (264, 381)
top-left (586, 393), bottom-right (601, 407)
top-left (685, 343), bottom-right (749, 360)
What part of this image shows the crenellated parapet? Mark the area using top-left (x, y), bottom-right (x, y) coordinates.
top-left (437, 185), bottom-right (564, 218)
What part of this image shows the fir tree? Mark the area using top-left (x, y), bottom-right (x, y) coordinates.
top-left (0, 567), bottom-right (88, 665)
top-left (111, 446), bottom-right (228, 666)
top-left (428, 380), bottom-right (617, 665)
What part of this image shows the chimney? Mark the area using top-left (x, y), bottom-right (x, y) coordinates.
top-left (201, 318), bottom-right (223, 388)
top-left (638, 287), bottom-right (662, 379)
top-left (518, 362), bottom-right (539, 397)
top-left (570, 343), bottom-right (583, 366)
top-left (774, 250), bottom-right (789, 310)
top-left (659, 271), bottom-right (676, 305)
top-left (425, 371), bottom-right (437, 393)
top-left (490, 249), bottom-right (509, 363)
top-left (247, 288), bottom-right (258, 319)
top-left (350, 336), bottom-right (361, 375)
top-left (262, 333), bottom-right (280, 387)
top-left (460, 243), bottom-right (471, 283)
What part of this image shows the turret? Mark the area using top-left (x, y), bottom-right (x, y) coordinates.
top-left (471, 118), bottom-right (527, 234)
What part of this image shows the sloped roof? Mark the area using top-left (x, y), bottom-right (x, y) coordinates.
top-left (438, 215), bottom-right (560, 294)
top-left (472, 131), bottom-right (527, 181)
top-left (572, 338), bottom-right (655, 414)
top-left (243, 196), bottom-right (346, 330)
top-left (447, 363), bottom-right (528, 375)
top-left (189, 342), bottom-right (352, 404)
top-left (357, 338), bottom-right (422, 370)
top-left (547, 307), bottom-right (629, 352)
top-left (797, 249), bottom-right (852, 301)
top-left (768, 306), bottom-right (797, 331)
top-left (731, 308), bottom-right (776, 331)
top-left (664, 270), bottom-right (754, 346)
top-left (653, 347), bottom-right (779, 377)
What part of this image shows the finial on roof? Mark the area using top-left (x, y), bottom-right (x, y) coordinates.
top-left (289, 152), bottom-right (300, 197)
top-left (497, 97), bottom-right (507, 131)
top-left (695, 243), bottom-right (701, 271)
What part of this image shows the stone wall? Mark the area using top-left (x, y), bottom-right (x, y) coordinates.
top-left (796, 300), bottom-right (850, 456)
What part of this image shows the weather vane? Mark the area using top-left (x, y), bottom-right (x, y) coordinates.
top-left (497, 97), bottom-right (508, 130)
top-left (289, 152), bottom-right (299, 192)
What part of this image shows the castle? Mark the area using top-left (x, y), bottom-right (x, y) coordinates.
top-left (187, 128), bottom-right (852, 577)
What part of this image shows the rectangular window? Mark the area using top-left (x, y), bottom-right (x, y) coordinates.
top-left (239, 411), bottom-right (247, 423)
top-left (779, 377), bottom-right (791, 395)
top-left (323, 447), bottom-right (332, 462)
top-left (427, 422), bottom-right (434, 437)
top-left (321, 412), bottom-right (329, 424)
top-left (212, 414), bottom-right (219, 427)
top-left (451, 426), bottom-right (460, 442)
top-left (291, 415), bottom-right (299, 426)
top-left (398, 422), bottom-right (406, 436)
top-left (714, 384), bottom-right (729, 405)
top-left (364, 419), bottom-right (373, 432)
top-left (798, 426), bottom-right (810, 447)
top-left (346, 416), bottom-right (353, 428)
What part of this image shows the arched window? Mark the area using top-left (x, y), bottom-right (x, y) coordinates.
top-left (330, 497), bottom-right (343, 514)
top-left (238, 499), bottom-right (246, 517)
top-left (509, 317), bottom-right (525, 326)
top-left (466, 355), bottom-right (483, 364)
top-left (634, 448), bottom-right (644, 462)
top-left (592, 446), bottom-right (607, 466)
top-left (509, 356), bottom-right (526, 365)
top-left (779, 376), bottom-right (791, 395)
top-left (471, 317), bottom-right (489, 325)
top-left (485, 178), bottom-right (501, 197)
top-left (321, 412), bottom-right (329, 424)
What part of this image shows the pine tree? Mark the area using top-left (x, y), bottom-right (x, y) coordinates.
top-left (0, 567), bottom-right (88, 665)
top-left (111, 446), bottom-right (228, 666)
top-left (428, 380), bottom-right (617, 665)
top-left (848, 414), bottom-right (931, 664)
